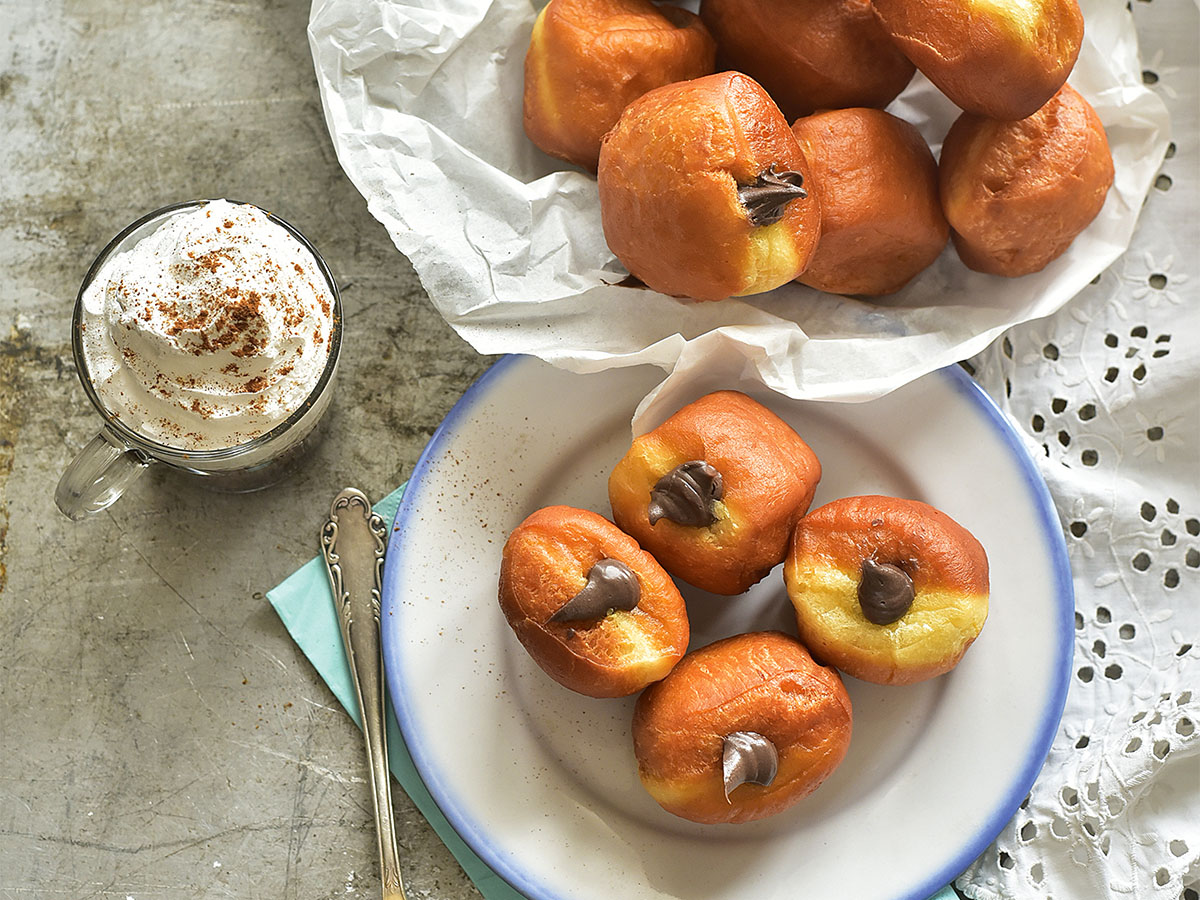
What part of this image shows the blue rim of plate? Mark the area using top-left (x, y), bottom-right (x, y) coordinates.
top-left (381, 354), bottom-right (1075, 900)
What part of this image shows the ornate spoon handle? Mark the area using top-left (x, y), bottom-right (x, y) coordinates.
top-left (321, 488), bottom-right (407, 900)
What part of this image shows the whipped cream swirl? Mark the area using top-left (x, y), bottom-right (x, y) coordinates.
top-left (81, 200), bottom-right (335, 450)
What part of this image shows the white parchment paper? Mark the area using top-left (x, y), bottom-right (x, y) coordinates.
top-left (309, 0), bottom-right (1170, 418)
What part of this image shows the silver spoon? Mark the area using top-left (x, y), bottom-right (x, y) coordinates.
top-left (321, 488), bottom-right (407, 900)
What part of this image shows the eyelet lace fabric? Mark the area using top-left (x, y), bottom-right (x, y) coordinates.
top-left (955, 3), bottom-right (1198, 898)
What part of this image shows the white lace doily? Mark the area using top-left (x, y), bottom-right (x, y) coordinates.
top-left (955, 2), bottom-right (1199, 897)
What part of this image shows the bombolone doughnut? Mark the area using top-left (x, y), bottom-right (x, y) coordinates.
top-left (608, 390), bottom-right (821, 595)
top-left (791, 107), bottom-right (948, 296)
top-left (597, 72), bottom-right (822, 302)
top-left (698, 0), bottom-right (914, 121)
top-left (522, 0), bottom-right (716, 171)
top-left (498, 506), bottom-right (689, 697)
top-left (872, 0), bottom-right (1084, 121)
top-left (940, 84), bottom-right (1114, 278)
top-left (633, 631), bottom-right (853, 824)
top-left (784, 495), bottom-right (989, 685)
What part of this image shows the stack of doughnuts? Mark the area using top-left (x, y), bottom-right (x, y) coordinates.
top-left (498, 390), bottom-right (991, 824)
top-left (522, 0), bottom-right (1113, 299)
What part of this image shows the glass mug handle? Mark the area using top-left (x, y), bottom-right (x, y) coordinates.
top-left (55, 427), bottom-right (151, 519)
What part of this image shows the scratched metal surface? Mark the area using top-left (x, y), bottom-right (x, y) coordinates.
top-left (0, 2), bottom-right (493, 898)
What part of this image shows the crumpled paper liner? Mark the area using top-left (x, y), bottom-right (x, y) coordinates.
top-left (309, 0), bottom-right (1169, 419)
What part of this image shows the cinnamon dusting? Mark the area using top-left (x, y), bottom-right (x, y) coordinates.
top-left (83, 200), bottom-right (336, 451)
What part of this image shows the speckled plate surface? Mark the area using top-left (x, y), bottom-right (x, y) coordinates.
top-left (380, 355), bottom-right (1073, 900)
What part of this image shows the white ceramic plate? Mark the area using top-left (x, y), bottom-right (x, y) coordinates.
top-left (381, 355), bottom-right (1073, 900)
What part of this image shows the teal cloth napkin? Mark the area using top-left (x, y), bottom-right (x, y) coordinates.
top-left (267, 483), bottom-right (961, 900)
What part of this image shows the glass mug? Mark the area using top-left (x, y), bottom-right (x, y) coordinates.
top-left (55, 200), bottom-right (342, 520)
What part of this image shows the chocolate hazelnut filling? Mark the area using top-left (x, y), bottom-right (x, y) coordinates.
top-left (647, 460), bottom-right (724, 527)
top-left (858, 558), bottom-right (915, 625)
top-left (737, 165), bottom-right (808, 227)
top-left (549, 558), bottom-right (640, 623)
top-left (722, 731), bottom-right (778, 800)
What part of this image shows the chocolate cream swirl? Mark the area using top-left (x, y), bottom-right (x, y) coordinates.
top-left (549, 558), bottom-right (640, 623)
top-left (648, 460), bottom-right (724, 527)
top-left (858, 558), bottom-right (915, 625)
top-left (722, 731), bottom-right (779, 800)
top-left (737, 165), bottom-right (808, 227)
